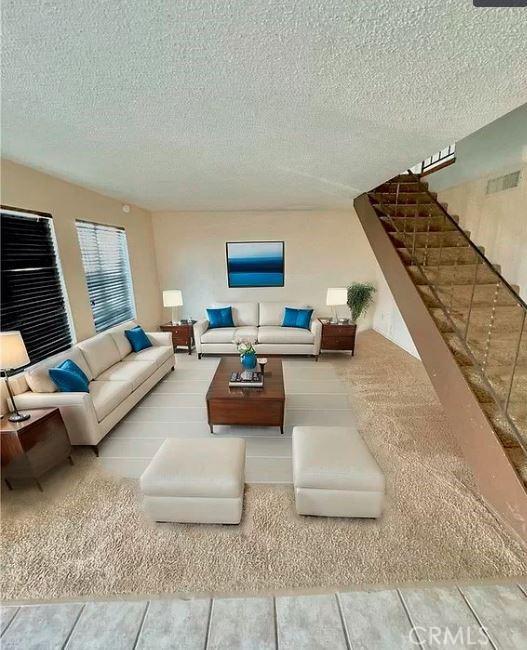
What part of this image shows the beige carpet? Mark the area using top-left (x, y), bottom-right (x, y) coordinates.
top-left (2, 331), bottom-right (526, 601)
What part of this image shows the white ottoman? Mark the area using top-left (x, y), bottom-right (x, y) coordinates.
top-left (140, 438), bottom-right (246, 524)
top-left (292, 426), bottom-right (385, 518)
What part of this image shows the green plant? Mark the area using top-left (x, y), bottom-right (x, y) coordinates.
top-left (347, 282), bottom-right (376, 324)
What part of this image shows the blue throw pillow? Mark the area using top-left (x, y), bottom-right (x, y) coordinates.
top-left (207, 306), bottom-right (235, 329)
top-left (282, 307), bottom-right (313, 329)
top-left (125, 325), bottom-right (153, 352)
top-left (49, 359), bottom-right (90, 393)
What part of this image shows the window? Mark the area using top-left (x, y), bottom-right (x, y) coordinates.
top-left (0, 207), bottom-right (73, 364)
top-left (76, 220), bottom-right (136, 332)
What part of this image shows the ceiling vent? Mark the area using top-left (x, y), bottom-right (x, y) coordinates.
top-left (486, 170), bottom-right (520, 195)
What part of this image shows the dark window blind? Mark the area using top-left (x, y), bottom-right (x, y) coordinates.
top-left (76, 221), bottom-right (136, 332)
top-left (1, 210), bottom-right (73, 364)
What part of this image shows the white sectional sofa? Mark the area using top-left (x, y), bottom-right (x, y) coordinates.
top-left (193, 302), bottom-right (322, 359)
top-left (11, 321), bottom-right (174, 450)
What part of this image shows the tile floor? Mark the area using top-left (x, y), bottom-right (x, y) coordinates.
top-left (1, 582), bottom-right (526, 649)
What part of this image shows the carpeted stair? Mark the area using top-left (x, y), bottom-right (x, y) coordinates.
top-left (369, 174), bottom-right (527, 489)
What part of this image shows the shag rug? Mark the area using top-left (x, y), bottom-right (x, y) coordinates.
top-left (2, 332), bottom-right (526, 601)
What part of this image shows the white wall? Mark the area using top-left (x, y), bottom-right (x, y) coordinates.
top-left (1, 160), bottom-right (162, 340)
top-left (152, 209), bottom-right (372, 328)
top-left (428, 105), bottom-right (527, 299)
top-left (372, 268), bottom-right (420, 358)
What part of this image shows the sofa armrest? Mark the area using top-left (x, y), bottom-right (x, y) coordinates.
top-left (15, 391), bottom-right (100, 446)
top-left (193, 319), bottom-right (210, 353)
top-left (310, 318), bottom-right (323, 355)
top-left (146, 331), bottom-right (172, 347)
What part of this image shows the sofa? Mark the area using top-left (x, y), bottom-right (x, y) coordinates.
top-left (193, 302), bottom-right (322, 359)
top-left (11, 321), bottom-right (174, 450)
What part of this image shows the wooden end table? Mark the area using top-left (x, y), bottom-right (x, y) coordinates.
top-left (206, 358), bottom-right (285, 434)
top-left (0, 408), bottom-right (73, 491)
top-left (160, 321), bottom-right (196, 355)
top-left (320, 320), bottom-right (357, 356)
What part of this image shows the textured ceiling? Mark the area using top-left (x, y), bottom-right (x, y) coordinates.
top-left (2, 1), bottom-right (527, 211)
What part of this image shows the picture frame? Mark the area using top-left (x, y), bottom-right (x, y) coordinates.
top-left (226, 241), bottom-right (285, 288)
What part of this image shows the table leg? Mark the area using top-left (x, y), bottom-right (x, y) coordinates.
top-left (5, 479), bottom-right (13, 490)
top-left (68, 455), bottom-right (74, 466)
top-left (209, 424), bottom-right (214, 434)
top-left (35, 479), bottom-right (44, 492)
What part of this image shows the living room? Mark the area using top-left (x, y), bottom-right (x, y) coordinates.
top-left (1, 1), bottom-right (527, 647)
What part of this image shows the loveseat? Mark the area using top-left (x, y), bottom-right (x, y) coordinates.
top-left (193, 302), bottom-right (322, 359)
top-left (11, 321), bottom-right (174, 450)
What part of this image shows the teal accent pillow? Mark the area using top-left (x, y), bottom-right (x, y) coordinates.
top-left (207, 306), bottom-right (235, 329)
top-left (125, 326), bottom-right (152, 352)
top-left (49, 359), bottom-right (90, 393)
top-left (282, 307), bottom-right (313, 329)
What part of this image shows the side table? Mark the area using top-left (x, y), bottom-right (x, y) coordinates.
top-left (320, 320), bottom-right (357, 356)
top-left (1, 408), bottom-right (72, 491)
top-left (160, 321), bottom-right (196, 355)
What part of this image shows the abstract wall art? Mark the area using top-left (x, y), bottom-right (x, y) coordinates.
top-left (226, 241), bottom-right (285, 288)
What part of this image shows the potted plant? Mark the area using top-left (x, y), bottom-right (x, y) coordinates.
top-left (347, 282), bottom-right (376, 324)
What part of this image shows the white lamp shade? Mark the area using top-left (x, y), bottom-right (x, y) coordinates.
top-left (326, 287), bottom-right (348, 306)
top-left (163, 290), bottom-right (183, 307)
top-left (0, 331), bottom-right (30, 370)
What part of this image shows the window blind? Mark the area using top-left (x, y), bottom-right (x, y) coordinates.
top-left (1, 209), bottom-right (73, 364)
top-left (76, 221), bottom-right (136, 332)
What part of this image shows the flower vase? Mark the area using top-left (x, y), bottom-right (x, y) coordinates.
top-left (241, 351), bottom-right (257, 370)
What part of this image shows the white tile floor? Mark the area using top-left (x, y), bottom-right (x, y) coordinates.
top-left (99, 353), bottom-right (355, 483)
top-left (2, 582), bottom-right (526, 649)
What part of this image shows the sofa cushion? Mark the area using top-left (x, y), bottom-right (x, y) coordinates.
top-left (90, 379), bottom-right (133, 421)
top-left (292, 426), bottom-right (385, 492)
top-left (108, 320), bottom-right (137, 358)
top-left (97, 360), bottom-right (156, 391)
top-left (257, 326), bottom-right (314, 345)
top-left (127, 345), bottom-right (173, 368)
top-left (201, 326), bottom-right (258, 344)
top-left (210, 302), bottom-right (258, 327)
top-left (77, 333), bottom-right (121, 378)
top-left (125, 326), bottom-right (153, 352)
top-left (282, 307), bottom-right (313, 329)
top-left (259, 302), bottom-right (307, 326)
top-left (207, 306), bottom-right (235, 329)
top-left (25, 347), bottom-right (93, 393)
top-left (49, 360), bottom-right (90, 393)
top-left (140, 438), bottom-right (246, 498)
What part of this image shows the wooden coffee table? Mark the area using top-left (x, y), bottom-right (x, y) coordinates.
top-left (206, 357), bottom-right (285, 434)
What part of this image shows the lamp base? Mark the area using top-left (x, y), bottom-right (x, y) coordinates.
top-left (8, 412), bottom-right (30, 423)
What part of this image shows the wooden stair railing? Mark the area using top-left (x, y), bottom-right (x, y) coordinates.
top-left (354, 173), bottom-right (527, 543)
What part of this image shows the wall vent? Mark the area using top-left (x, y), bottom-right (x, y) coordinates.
top-left (486, 170), bottom-right (520, 195)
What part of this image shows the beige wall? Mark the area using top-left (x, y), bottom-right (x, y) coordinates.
top-left (1, 160), bottom-right (162, 341)
top-left (432, 163), bottom-right (527, 300)
top-left (151, 209), bottom-right (381, 329)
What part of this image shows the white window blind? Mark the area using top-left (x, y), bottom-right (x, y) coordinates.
top-left (76, 221), bottom-right (136, 332)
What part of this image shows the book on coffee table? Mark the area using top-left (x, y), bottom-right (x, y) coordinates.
top-left (229, 371), bottom-right (264, 388)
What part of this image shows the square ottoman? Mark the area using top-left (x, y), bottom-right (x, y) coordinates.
top-left (292, 426), bottom-right (385, 518)
top-left (140, 437), bottom-right (246, 524)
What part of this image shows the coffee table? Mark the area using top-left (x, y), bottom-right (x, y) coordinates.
top-left (206, 357), bottom-right (285, 434)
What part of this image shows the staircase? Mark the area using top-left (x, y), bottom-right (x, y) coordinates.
top-left (354, 171), bottom-right (527, 542)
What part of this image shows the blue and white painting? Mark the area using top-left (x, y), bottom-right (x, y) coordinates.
top-left (226, 241), bottom-right (285, 287)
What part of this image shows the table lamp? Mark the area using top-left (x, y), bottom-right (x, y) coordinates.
top-left (326, 287), bottom-right (348, 323)
top-left (163, 290), bottom-right (183, 324)
top-left (0, 331), bottom-right (30, 422)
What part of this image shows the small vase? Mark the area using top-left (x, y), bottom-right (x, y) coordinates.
top-left (241, 352), bottom-right (257, 370)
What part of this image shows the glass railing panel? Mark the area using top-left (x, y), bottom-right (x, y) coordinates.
top-left (505, 313), bottom-right (527, 445)
top-left (484, 300), bottom-right (526, 407)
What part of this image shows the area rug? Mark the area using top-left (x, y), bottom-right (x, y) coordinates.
top-left (1, 448), bottom-right (526, 602)
top-left (2, 331), bottom-right (526, 601)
